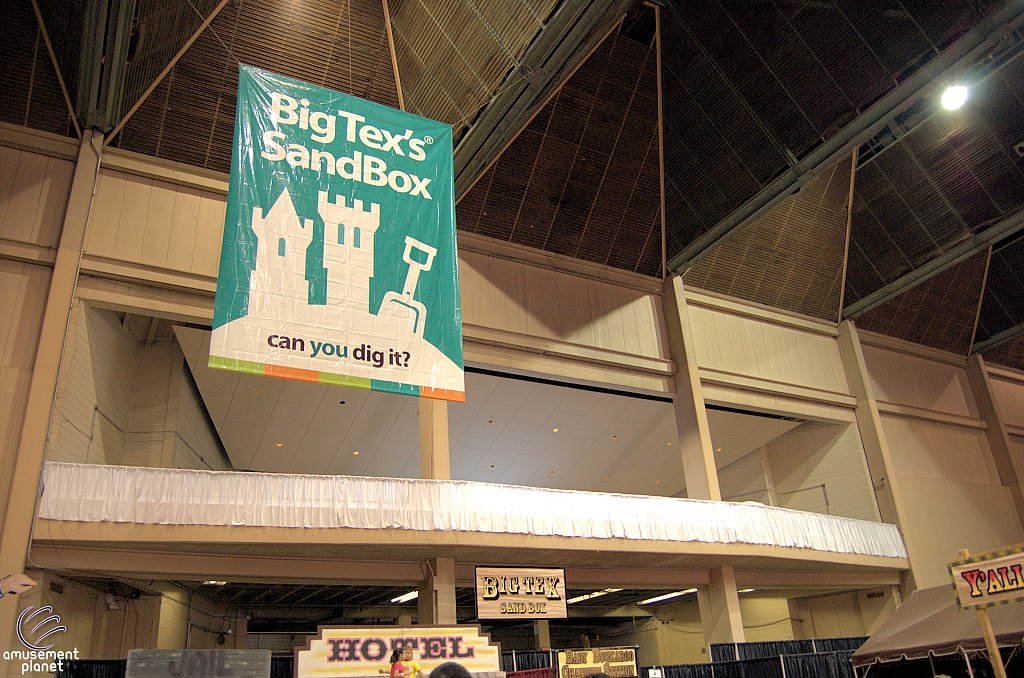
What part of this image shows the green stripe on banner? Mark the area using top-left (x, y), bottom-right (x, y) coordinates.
top-left (371, 380), bottom-right (420, 397)
top-left (209, 356), bottom-right (265, 375)
top-left (320, 372), bottom-right (373, 389)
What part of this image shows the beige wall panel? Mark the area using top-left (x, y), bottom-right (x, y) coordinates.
top-left (0, 261), bottom-right (50, 529)
top-left (192, 192), bottom-right (227, 277)
top-left (861, 345), bottom-right (977, 417)
top-left (113, 174), bottom-right (154, 262)
top-left (0, 147), bottom-right (72, 248)
top-left (688, 304), bottom-right (848, 395)
top-left (459, 250), bottom-right (667, 362)
top-left (895, 472), bottom-right (1024, 588)
top-left (881, 415), bottom-right (999, 486)
top-left (86, 170), bottom-right (128, 258)
top-left (140, 181), bottom-right (178, 268)
top-left (766, 422), bottom-right (880, 522)
top-left (165, 186), bottom-right (203, 272)
top-left (990, 376), bottom-right (1024, 429)
top-left (739, 597), bottom-right (795, 642)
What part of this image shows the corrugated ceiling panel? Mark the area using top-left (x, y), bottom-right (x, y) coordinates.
top-left (389, 0), bottom-right (558, 141)
top-left (660, 0), bottom-right (993, 270)
top-left (844, 70), bottom-right (1024, 306)
top-left (0, 0), bottom-right (75, 136)
top-left (684, 155), bottom-right (853, 321)
top-left (855, 248), bottom-right (989, 355)
top-left (982, 333), bottom-right (1024, 371)
top-left (115, 0), bottom-right (399, 172)
top-left (976, 233), bottom-right (1024, 346)
top-left (457, 5), bottom-right (662, 278)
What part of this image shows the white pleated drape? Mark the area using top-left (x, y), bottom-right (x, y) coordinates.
top-left (39, 462), bottom-right (907, 559)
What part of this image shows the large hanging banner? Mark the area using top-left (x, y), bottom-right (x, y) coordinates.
top-left (210, 65), bottom-right (464, 401)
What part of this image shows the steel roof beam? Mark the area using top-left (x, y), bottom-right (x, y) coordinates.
top-left (843, 207), bottom-right (1024, 319)
top-left (974, 322), bottom-right (1024, 353)
top-left (453, 0), bottom-right (631, 199)
top-left (666, 3), bottom-right (1024, 274)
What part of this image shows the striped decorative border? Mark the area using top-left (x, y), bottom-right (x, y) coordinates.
top-left (948, 541), bottom-right (1024, 610)
top-left (208, 355), bottom-right (465, 402)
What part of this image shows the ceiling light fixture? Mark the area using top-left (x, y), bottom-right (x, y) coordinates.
top-left (353, 451), bottom-right (360, 456)
top-left (391, 591), bottom-right (419, 604)
top-left (489, 465), bottom-right (495, 468)
top-left (716, 448), bottom-right (722, 452)
top-left (553, 428), bottom-right (559, 433)
top-left (255, 389), bottom-right (262, 394)
top-left (739, 588), bottom-right (755, 594)
top-left (488, 420), bottom-right (494, 424)
top-left (549, 470), bottom-right (555, 474)
top-left (942, 85), bottom-right (969, 110)
top-left (567, 588), bottom-right (622, 604)
top-left (276, 443), bottom-right (283, 447)
top-left (638, 589), bottom-right (697, 605)
top-left (204, 581), bottom-right (227, 586)
top-left (613, 435), bottom-right (619, 440)
top-left (605, 475), bottom-right (611, 480)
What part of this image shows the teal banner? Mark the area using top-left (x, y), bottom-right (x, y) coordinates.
top-left (210, 65), bottom-right (464, 401)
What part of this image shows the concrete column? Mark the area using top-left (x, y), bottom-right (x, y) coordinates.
top-left (534, 619), bottom-right (551, 650)
top-left (966, 353), bottom-right (1024, 529)
top-left (836, 320), bottom-right (917, 590)
top-left (420, 398), bottom-right (450, 480)
top-left (0, 132), bottom-right (102, 651)
top-left (417, 557), bottom-right (456, 624)
top-left (697, 565), bottom-right (745, 647)
top-left (662, 276), bottom-right (721, 500)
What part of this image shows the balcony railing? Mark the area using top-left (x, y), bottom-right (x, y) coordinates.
top-left (39, 462), bottom-right (907, 560)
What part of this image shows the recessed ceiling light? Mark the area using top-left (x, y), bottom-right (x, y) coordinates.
top-left (605, 475), bottom-right (611, 480)
top-left (553, 428), bottom-right (559, 432)
top-left (489, 465), bottom-right (495, 469)
top-left (667, 442), bottom-right (672, 446)
top-left (276, 443), bottom-right (283, 448)
top-left (739, 588), bottom-right (755, 594)
top-left (716, 447), bottom-right (722, 452)
top-left (942, 85), bottom-right (969, 110)
top-left (339, 400), bottom-right (346, 405)
top-left (638, 589), bottom-right (697, 605)
top-left (612, 435), bottom-right (618, 440)
top-left (353, 451), bottom-right (360, 456)
top-left (391, 590), bottom-right (419, 603)
top-left (255, 389), bottom-right (262, 394)
top-left (656, 480), bottom-right (661, 484)
top-left (488, 419), bottom-right (494, 424)
top-left (549, 470), bottom-right (555, 474)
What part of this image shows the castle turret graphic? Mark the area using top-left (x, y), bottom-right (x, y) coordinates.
top-left (210, 187), bottom-right (462, 391)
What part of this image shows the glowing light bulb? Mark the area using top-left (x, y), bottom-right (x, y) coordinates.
top-left (942, 85), bottom-right (968, 110)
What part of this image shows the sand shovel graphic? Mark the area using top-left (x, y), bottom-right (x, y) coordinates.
top-left (379, 236), bottom-right (437, 337)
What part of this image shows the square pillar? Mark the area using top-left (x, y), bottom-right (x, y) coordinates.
top-left (534, 619), bottom-right (550, 650)
top-left (418, 557), bottom-right (456, 624)
top-left (662, 276), bottom-right (721, 500)
top-left (420, 399), bottom-right (450, 480)
top-left (697, 565), bottom-right (745, 647)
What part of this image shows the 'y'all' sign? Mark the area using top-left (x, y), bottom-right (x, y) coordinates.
top-left (949, 542), bottom-right (1024, 610)
top-left (210, 65), bottom-right (464, 401)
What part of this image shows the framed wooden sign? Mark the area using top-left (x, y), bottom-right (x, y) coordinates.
top-left (475, 567), bottom-right (567, 620)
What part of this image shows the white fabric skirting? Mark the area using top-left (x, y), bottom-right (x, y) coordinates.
top-left (39, 462), bottom-right (908, 559)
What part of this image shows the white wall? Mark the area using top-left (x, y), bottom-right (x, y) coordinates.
top-left (46, 303), bottom-right (228, 470)
top-left (765, 422), bottom-right (879, 521)
top-left (862, 344), bottom-right (1024, 588)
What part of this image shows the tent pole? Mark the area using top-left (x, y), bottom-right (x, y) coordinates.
top-left (960, 549), bottom-right (1009, 678)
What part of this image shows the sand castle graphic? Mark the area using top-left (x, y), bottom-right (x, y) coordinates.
top-left (209, 188), bottom-right (462, 391)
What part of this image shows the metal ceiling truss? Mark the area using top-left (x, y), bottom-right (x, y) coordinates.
top-left (453, 0), bottom-right (633, 199)
top-left (666, 1), bottom-right (1024, 274)
top-left (844, 207), bottom-right (1024, 319)
top-left (974, 321), bottom-right (1024, 352)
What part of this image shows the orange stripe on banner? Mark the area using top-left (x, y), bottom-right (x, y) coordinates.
top-left (420, 387), bottom-right (466, 403)
top-left (264, 364), bottom-right (321, 383)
